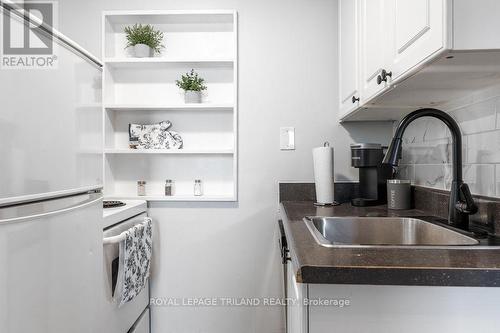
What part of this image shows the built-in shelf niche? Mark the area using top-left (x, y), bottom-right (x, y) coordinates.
top-left (103, 11), bottom-right (235, 60)
top-left (103, 62), bottom-right (234, 105)
top-left (104, 154), bottom-right (235, 200)
top-left (102, 10), bottom-right (238, 202)
top-left (104, 108), bottom-right (234, 151)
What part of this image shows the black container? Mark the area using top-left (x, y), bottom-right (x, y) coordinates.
top-left (387, 179), bottom-right (412, 210)
top-left (350, 143), bottom-right (392, 207)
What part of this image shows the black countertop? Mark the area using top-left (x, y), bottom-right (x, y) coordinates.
top-left (280, 201), bottom-right (500, 287)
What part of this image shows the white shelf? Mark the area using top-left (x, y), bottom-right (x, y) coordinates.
top-left (104, 148), bottom-right (234, 154)
top-left (104, 57), bottom-right (234, 69)
top-left (104, 103), bottom-right (234, 111)
top-left (103, 10), bottom-right (236, 27)
top-left (106, 195), bottom-right (236, 202)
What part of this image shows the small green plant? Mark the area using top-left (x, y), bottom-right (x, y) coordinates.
top-left (175, 69), bottom-right (207, 92)
top-left (124, 24), bottom-right (164, 54)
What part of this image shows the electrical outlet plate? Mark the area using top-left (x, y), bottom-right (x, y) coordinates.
top-left (280, 127), bottom-right (295, 150)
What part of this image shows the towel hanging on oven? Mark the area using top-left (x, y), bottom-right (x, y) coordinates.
top-left (113, 217), bottom-right (153, 307)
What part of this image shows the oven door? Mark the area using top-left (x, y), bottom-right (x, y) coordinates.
top-left (129, 308), bottom-right (150, 333)
top-left (101, 212), bottom-right (150, 333)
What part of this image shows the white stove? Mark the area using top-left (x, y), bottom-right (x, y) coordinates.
top-left (101, 199), bottom-right (150, 333)
top-left (103, 200), bottom-right (147, 228)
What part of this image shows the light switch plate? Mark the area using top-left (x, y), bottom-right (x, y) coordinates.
top-left (280, 127), bottom-right (295, 150)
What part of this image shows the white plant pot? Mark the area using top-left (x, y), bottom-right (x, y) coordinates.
top-left (133, 44), bottom-right (153, 58)
top-left (184, 91), bottom-right (202, 103)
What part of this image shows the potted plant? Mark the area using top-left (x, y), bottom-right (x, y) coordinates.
top-left (175, 69), bottom-right (207, 103)
top-left (124, 24), bottom-right (164, 57)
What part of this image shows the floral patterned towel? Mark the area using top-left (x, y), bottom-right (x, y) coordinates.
top-left (115, 217), bottom-right (153, 307)
top-left (129, 121), bottom-right (183, 149)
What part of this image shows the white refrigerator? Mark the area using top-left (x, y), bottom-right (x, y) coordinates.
top-left (0, 8), bottom-right (103, 333)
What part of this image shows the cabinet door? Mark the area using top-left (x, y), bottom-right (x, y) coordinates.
top-left (286, 262), bottom-right (308, 333)
top-left (359, 0), bottom-right (391, 102)
top-left (389, 0), bottom-right (446, 80)
top-left (338, 0), bottom-right (360, 118)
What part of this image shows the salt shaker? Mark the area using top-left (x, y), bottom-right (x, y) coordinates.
top-left (165, 179), bottom-right (174, 196)
top-left (137, 180), bottom-right (147, 196)
top-left (194, 179), bottom-right (203, 196)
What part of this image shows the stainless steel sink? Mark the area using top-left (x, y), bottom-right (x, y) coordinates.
top-left (304, 216), bottom-right (479, 248)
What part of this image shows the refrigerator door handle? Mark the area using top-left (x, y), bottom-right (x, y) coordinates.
top-left (1, 1), bottom-right (102, 68)
top-left (0, 192), bottom-right (102, 225)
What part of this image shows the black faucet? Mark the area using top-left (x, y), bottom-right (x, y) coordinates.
top-left (383, 108), bottom-right (478, 231)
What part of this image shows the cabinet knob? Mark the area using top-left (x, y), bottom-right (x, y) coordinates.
top-left (381, 69), bottom-right (393, 80)
top-left (377, 69), bottom-right (393, 84)
top-left (352, 96), bottom-right (360, 103)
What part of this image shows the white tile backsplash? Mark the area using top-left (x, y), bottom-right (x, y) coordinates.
top-left (445, 164), bottom-right (496, 196)
top-left (496, 98), bottom-right (500, 129)
top-left (414, 164), bottom-right (446, 189)
top-left (398, 90), bottom-right (500, 198)
top-left (396, 164), bottom-right (415, 181)
top-left (497, 165), bottom-right (500, 195)
top-left (400, 117), bottom-right (448, 144)
top-left (467, 130), bottom-right (500, 164)
top-left (451, 98), bottom-right (497, 135)
top-left (401, 139), bottom-right (450, 164)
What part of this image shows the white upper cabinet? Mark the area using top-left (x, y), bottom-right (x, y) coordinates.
top-left (388, 0), bottom-right (446, 81)
top-left (339, 0), bottom-right (500, 121)
top-left (338, 0), bottom-right (360, 117)
top-left (359, 0), bottom-right (391, 102)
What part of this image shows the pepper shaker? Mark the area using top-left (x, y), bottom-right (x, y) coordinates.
top-left (137, 180), bottom-right (147, 196)
top-left (165, 179), bottom-right (174, 196)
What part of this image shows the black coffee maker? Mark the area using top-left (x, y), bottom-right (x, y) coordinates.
top-left (350, 143), bottom-right (393, 207)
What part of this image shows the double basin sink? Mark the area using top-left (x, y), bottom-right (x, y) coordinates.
top-left (304, 216), bottom-right (480, 248)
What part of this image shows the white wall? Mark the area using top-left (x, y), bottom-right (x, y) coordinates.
top-left (59, 1), bottom-right (393, 332)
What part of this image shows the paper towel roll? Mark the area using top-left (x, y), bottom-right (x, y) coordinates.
top-left (313, 144), bottom-right (334, 204)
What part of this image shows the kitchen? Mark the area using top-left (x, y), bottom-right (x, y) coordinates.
top-left (1, 0), bottom-right (500, 333)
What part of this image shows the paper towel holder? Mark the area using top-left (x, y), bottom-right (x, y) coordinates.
top-left (314, 141), bottom-right (340, 207)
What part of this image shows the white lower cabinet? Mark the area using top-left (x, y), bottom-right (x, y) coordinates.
top-left (286, 262), bottom-right (308, 333)
top-left (288, 282), bottom-right (500, 333)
